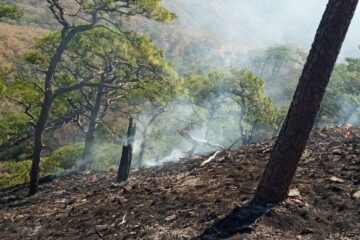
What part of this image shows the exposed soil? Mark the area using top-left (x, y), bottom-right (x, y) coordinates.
top-left (0, 126), bottom-right (360, 240)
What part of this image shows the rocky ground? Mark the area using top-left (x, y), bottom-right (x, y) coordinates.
top-left (0, 126), bottom-right (360, 240)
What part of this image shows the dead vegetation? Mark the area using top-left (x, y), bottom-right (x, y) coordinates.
top-left (0, 126), bottom-right (359, 239)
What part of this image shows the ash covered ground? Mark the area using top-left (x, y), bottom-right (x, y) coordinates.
top-left (1, 126), bottom-right (360, 240)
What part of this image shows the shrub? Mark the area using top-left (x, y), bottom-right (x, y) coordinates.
top-left (0, 143), bottom-right (123, 189)
top-left (0, 160), bottom-right (31, 188)
top-left (0, 157), bottom-right (64, 189)
top-left (48, 143), bottom-right (84, 170)
top-left (91, 144), bottom-right (122, 171)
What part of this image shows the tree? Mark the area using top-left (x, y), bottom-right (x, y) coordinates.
top-left (185, 70), bottom-right (280, 149)
top-left (316, 55), bottom-right (360, 126)
top-left (253, 0), bottom-right (359, 205)
top-left (229, 69), bottom-right (280, 145)
top-left (62, 28), bottom-right (173, 170)
top-left (135, 103), bottom-right (166, 167)
top-left (27, 0), bottom-right (174, 195)
top-left (333, 57), bottom-right (360, 123)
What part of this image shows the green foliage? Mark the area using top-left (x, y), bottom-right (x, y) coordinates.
top-left (0, 157), bottom-right (60, 189)
top-left (78, 0), bottom-right (175, 22)
top-left (48, 143), bottom-right (122, 171)
top-left (0, 142), bottom-right (123, 189)
top-left (0, 160), bottom-right (31, 189)
top-left (180, 69), bottom-right (282, 143)
top-left (0, 112), bottom-right (31, 146)
top-left (230, 69), bottom-right (280, 129)
top-left (0, 3), bottom-right (23, 20)
top-left (319, 56), bottom-right (360, 125)
top-left (91, 144), bottom-right (122, 171)
top-left (48, 144), bottom-right (84, 170)
top-left (246, 45), bottom-right (307, 106)
top-left (186, 71), bottom-right (227, 107)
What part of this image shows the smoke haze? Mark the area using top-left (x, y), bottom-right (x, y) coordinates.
top-left (164, 0), bottom-right (360, 60)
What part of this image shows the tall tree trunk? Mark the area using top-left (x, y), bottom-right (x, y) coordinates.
top-left (252, 0), bottom-right (358, 205)
top-left (28, 92), bottom-right (53, 195)
top-left (28, 30), bottom-right (75, 196)
top-left (80, 86), bottom-right (104, 171)
top-left (117, 118), bottom-right (136, 182)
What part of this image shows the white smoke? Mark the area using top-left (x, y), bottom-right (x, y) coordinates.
top-left (164, 0), bottom-right (360, 61)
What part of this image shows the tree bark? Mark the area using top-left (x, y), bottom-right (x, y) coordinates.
top-left (80, 86), bottom-right (104, 171)
top-left (28, 30), bottom-right (75, 196)
top-left (117, 118), bottom-right (136, 182)
top-left (252, 0), bottom-right (358, 205)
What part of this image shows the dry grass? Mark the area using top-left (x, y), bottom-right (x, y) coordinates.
top-left (0, 22), bottom-right (46, 65)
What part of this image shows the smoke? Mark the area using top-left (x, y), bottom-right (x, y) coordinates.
top-left (132, 93), bottom-right (273, 167)
top-left (163, 0), bottom-right (360, 61)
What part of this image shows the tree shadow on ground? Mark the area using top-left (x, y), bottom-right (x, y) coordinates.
top-left (196, 202), bottom-right (272, 240)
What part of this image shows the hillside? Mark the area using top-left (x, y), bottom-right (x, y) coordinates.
top-left (6, 1), bottom-right (249, 73)
top-left (0, 23), bottom-right (45, 64)
top-left (1, 126), bottom-right (359, 239)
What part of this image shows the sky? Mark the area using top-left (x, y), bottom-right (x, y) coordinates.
top-left (164, 0), bottom-right (360, 60)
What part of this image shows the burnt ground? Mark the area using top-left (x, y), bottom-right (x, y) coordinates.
top-left (0, 126), bottom-right (360, 240)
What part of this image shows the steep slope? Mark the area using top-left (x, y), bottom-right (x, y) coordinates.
top-left (1, 126), bottom-right (359, 239)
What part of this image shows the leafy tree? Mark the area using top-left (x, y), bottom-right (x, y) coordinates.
top-left (246, 46), bottom-right (308, 106)
top-left (26, 0), bottom-right (174, 195)
top-left (333, 57), bottom-right (360, 123)
top-left (317, 55), bottom-right (360, 126)
top-left (59, 28), bottom-right (174, 170)
top-left (229, 69), bottom-right (280, 144)
top-left (186, 70), bottom-right (280, 147)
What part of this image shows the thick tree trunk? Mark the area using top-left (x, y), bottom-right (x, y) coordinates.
top-left (28, 92), bottom-right (53, 195)
top-left (117, 118), bottom-right (136, 182)
top-left (252, 0), bottom-right (358, 205)
top-left (80, 86), bottom-right (104, 171)
top-left (28, 30), bottom-right (75, 196)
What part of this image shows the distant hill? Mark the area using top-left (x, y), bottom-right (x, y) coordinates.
top-left (6, 1), bottom-right (249, 73)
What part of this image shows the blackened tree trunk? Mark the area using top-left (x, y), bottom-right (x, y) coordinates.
top-left (80, 86), bottom-right (104, 171)
top-left (252, 0), bottom-right (358, 205)
top-left (28, 30), bottom-right (76, 196)
top-left (117, 118), bottom-right (136, 182)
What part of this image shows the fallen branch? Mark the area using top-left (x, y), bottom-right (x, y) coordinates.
top-left (201, 150), bottom-right (222, 167)
top-left (177, 130), bottom-right (224, 153)
top-left (118, 214), bottom-right (127, 226)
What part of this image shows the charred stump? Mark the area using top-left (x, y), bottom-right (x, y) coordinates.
top-left (117, 118), bottom-right (136, 182)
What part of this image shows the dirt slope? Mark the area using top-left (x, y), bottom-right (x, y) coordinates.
top-left (0, 126), bottom-right (360, 240)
